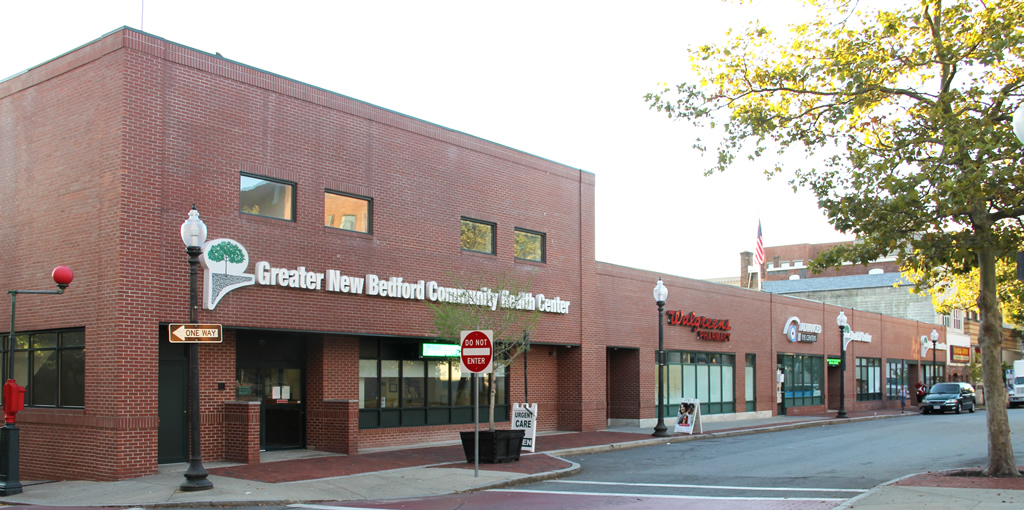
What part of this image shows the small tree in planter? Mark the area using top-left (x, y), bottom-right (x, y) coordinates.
top-left (428, 272), bottom-right (540, 461)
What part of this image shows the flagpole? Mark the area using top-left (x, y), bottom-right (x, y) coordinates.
top-left (755, 220), bottom-right (764, 291)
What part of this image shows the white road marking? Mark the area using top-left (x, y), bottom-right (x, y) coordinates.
top-left (544, 479), bottom-right (867, 493)
top-left (492, 488), bottom-right (846, 501)
top-left (290, 505), bottom-right (389, 510)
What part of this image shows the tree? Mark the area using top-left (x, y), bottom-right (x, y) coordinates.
top-left (906, 252), bottom-right (1024, 326)
top-left (645, 0), bottom-right (1024, 476)
top-left (428, 272), bottom-right (540, 432)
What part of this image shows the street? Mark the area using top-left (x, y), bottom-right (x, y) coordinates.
top-left (303, 410), bottom-right (1018, 509)
top-left (32, 410), bottom-right (1021, 510)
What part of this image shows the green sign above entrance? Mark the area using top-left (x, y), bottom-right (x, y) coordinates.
top-left (422, 343), bottom-right (460, 358)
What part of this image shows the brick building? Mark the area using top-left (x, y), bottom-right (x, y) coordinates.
top-left (1, 28), bottom-right (947, 483)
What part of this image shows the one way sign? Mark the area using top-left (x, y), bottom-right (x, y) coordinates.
top-left (169, 324), bottom-right (223, 343)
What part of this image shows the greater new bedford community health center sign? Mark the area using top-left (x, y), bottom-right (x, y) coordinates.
top-left (199, 238), bottom-right (571, 313)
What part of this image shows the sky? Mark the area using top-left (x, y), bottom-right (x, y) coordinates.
top-left (0, 0), bottom-right (855, 280)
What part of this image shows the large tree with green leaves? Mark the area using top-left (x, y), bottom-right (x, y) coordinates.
top-left (906, 252), bottom-right (1024, 327)
top-left (645, 0), bottom-right (1024, 476)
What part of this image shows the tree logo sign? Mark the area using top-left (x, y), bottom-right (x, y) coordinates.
top-left (199, 238), bottom-right (256, 310)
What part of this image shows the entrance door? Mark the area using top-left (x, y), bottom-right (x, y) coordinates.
top-left (158, 331), bottom-right (188, 463)
top-left (235, 332), bottom-right (307, 451)
top-left (237, 367), bottom-right (305, 449)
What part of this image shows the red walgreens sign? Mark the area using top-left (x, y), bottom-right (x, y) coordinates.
top-left (461, 330), bottom-right (493, 374)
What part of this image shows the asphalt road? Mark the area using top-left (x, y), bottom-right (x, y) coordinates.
top-left (150, 410), bottom-right (1024, 510)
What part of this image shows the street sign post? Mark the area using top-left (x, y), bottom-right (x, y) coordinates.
top-left (460, 330), bottom-right (493, 479)
top-left (460, 330), bottom-right (493, 374)
top-left (169, 324), bottom-right (223, 343)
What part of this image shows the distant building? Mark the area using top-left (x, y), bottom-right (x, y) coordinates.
top-left (740, 242), bottom-right (1020, 380)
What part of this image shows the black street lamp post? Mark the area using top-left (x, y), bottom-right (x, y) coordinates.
top-left (0, 266), bottom-right (73, 496)
top-left (931, 329), bottom-right (940, 388)
top-left (836, 310), bottom-right (849, 419)
top-left (179, 206), bottom-right (213, 492)
top-left (652, 278), bottom-right (669, 437)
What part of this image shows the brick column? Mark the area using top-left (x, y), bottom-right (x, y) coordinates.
top-left (224, 401), bottom-right (261, 464)
top-left (318, 399), bottom-right (359, 455)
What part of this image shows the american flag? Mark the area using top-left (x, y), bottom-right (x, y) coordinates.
top-left (754, 222), bottom-right (764, 266)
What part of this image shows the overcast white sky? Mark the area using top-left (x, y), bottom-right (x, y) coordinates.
top-left (1, 0), bottom-right (855, 280)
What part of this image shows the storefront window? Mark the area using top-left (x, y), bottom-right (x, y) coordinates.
top-left (358, 338), bottom-right (509, 429)
top-left (427, 360), bottom-right (453, 406)
top-left (745, 354), bottom-right (756, 412)
top-left (659, 351), bottom-right (735, 416)
top-left (380, 360), bottom-right (400, 408)
top-left (921, 362), bottom-right (946, 387)
top-left (359, 360), bottom-right (379, 408)
top-left (402, 360), bottom-right (425, 407)
top-left (1, 330), bottom-right (84, 408)
top-left (886, 359), bottom-right (910, 399)
top-left (778, 354), bottom-right (823, 407)
top-left (856, 357), bottom-right (882, 401)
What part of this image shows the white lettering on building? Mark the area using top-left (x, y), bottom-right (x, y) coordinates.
top-left (253, 263), bottom-right (569, 314)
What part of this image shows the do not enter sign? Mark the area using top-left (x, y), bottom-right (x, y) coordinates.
top-left (460, 330), bottom-right (493, 374)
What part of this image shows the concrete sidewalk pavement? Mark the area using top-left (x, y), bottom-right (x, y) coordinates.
top-left (2, 409), bottom-right (1021, 508)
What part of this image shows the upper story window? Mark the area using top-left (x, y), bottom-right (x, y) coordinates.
top-left (460, 218), bottom-right (495, 254)
top-left (325, 191), bottom-right (371, 233)
top-left (240, 173), bottom-right (295, 221)
top-left (514, 229), bottom-right (545, 263)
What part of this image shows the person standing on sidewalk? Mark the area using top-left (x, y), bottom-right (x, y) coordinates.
top-left (915, 381), bottom-right (927, 405)
top-left (899, 385), bottom-right (909, 413)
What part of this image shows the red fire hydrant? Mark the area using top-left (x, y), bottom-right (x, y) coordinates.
top-left (3, 380), bottom-right (25, 425)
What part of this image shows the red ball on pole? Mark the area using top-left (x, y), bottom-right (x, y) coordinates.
top-left (51, 266), bottom-right (73, 286)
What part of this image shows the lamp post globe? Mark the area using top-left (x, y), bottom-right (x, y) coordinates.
top-left (836, 311), bottom-right (849, 419)
top-left (652, 278), bottom-right (669, 437)
top-left (931, 329), bottom-right (940, 387)
top-left (179, 206), bottom-right (213, 492)
top-left (51, 266), bottom-right (74, 288)
top-left (181, 205), bottom-right (208, 249)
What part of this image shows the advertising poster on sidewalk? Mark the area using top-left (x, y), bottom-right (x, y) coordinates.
top-left (674, 398), bottom-right (702, 434)
top-left (512, 403), bottom-right (538, 452)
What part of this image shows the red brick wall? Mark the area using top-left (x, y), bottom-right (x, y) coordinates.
top-left (1, 28), bottom-right (593, 480)
top-left (224, 401), bottom-right (261, 464)
top-left (593, 264), bottom-right (776, 421)
top-left (607, 348), bottom-right (640, 420)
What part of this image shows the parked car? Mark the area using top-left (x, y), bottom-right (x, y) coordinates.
top-left (920, 382), bottom-right (976, 414)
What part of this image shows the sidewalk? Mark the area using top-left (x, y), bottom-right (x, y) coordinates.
top-left (2, 408), bottom-right (1021, 508)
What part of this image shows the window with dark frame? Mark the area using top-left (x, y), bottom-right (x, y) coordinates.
top-left (745, 353), bottom-right (756, 411)
top-left (1, 329), bottom-right (84, 408)
top-left (514, 228), bottom-right (545, 262)
top-left (460, 218), bottom-right (495, 254)
top-left (240, 173), bottom-right (295, 221)
top-left (358, 338), bottom-right (508, 429)
top-left (778, 354), bottom-right (824, 407)
top-left (324, 191), bottom-right (371, 233)
top-left (886, 359), bottom-right (910, 399)
top-left (856, 357), bottom-right (882, 401)
top-left (658, 351), bottom-right (736, 416)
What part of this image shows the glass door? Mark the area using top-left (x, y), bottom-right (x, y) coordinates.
top-left (237, 367), bottom-right (304, 450)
